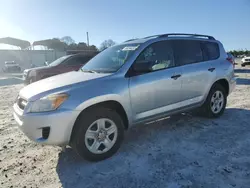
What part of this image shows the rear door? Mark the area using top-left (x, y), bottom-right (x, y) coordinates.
top-left (172, 39), bottom-right (217, 105)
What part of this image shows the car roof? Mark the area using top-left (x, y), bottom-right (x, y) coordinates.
top-left (5, 61), bottom-right (15, 64)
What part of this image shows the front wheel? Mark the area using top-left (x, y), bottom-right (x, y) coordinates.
top-left (200, 83), bottom-right (227, 118)
top-left (71, 107), bottom-right (124, 161)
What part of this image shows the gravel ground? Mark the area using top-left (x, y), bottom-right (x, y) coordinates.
top-left (0, 65), bottom-right (250, 188)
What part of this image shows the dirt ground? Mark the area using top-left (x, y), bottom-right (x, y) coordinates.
top-left (0, 65), bottom-right (250, 188)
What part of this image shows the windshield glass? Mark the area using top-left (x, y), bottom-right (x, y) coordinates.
top-left (81, 44), bottom-right (140, 73)
top-left (5, 61), bottom-right (15, 65)
top-left (48, 55), bottom-right (71, 66)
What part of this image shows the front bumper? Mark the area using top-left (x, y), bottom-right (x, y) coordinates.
top-left (13, 103), bottom-right (80, 146)
top-left (242, 61), bottom-right (250, 65)
top-left (22, 74), bottom-right (30, 85)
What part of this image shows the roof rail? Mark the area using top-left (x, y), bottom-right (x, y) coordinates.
top-left (143, 35), bottom-right (160, 39)
top-left (158, 33), bottom-right (215, 40)
top-left (124, 38), bottom-right (138, 42)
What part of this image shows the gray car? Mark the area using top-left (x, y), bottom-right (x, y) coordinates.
top-left (13, 33), bottom-right (236, 161)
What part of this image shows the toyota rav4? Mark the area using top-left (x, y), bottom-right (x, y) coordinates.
top-left (13, 33), bottom-right (236, 161)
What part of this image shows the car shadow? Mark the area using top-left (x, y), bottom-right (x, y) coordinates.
top-left (0, 78), bottom-right (23, 86)
top-left (56, 108), bottom-right (250, 188)
top-left (234, 69), bottom-right (250, 73)
top-left (236, 78), bottom-right (250, 85)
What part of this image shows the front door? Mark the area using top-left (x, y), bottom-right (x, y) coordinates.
top-left (128, 40), bottom-right (182, 122)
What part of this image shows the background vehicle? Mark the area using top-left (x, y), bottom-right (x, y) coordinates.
top-left (241, 56), bottom-right (250, 67)
top-left (13, 33), bottom-right (236, 161)
top-left (23, 54), bottom-right (95, 84)
top-left (3, 61), bottom-right (21, 72)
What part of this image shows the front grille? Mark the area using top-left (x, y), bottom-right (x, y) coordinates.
top-left (42, 127), bottom-right (50, 139)
top-left (17, 97), bottom-right (27, 110)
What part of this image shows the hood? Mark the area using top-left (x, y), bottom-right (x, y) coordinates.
top-left (19, 71), bottom-right (110, 100)
top-left (24, 66), bottom-right (48, 73)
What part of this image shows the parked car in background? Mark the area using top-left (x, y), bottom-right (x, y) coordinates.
top-left (23, 54), bottom-right (95, 84)
top-left (241, 56), bottom-right (250, 67)
top-left (3, 61), bottom-right (21, 72)
top-left (227, 53), bottom-right (236, 65)
top-left (13, 33), bottom-right (236, 161)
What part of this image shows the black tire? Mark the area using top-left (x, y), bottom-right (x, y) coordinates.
top-left (71, 107), bottom-right (124, 161)
top-left (241, 64), bottom-right (245, 67)
top-left (200, 83), bottom-right (227, 118)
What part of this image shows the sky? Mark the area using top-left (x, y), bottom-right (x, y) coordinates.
top-left (0, 0), bottom-right (249, 50)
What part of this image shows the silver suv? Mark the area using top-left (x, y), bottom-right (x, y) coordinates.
top-left (13, 33), bottom-right (236, 161)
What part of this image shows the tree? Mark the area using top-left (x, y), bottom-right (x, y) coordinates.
top-left (228, 50), bottom-right (250, 57)
top-left (60, 36), bottom-right (75, 45)
top-left (49, 38), bottom-right (67, 51)
top-left (89, 45), bottom-right (98, 51)
top-left (34, 37), bottom-right (99, 52)
top-left (99, 39), bottom-right (116, 51)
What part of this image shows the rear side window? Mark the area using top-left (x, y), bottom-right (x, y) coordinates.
top-left (173, 40), bottom-right (203, 65)
top-left (201, 42), bottom-right (220, 60)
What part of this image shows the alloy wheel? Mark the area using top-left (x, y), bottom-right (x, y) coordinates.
top-left (210, 90), bottom-right (224, 114)
top-left (84, 118), bottom-right (118, 154)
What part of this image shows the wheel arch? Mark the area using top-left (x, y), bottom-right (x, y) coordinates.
top-left (213, 78), bottom-right (229, 96)
top-left (70, 99), bottom-right (129, 144)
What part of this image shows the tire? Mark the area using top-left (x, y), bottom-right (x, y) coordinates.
top-left (241, 64), bottom-right (245, 67)
top-left (200, 83), bottom-right (227, 118)
top-left (71, 107), bottom-right (125, 161)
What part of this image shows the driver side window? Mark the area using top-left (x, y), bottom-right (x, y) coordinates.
top-left (135, 41), bottom-right (174, 71)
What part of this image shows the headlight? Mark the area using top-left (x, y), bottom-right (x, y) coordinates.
top-left (29, 70), bottom-right (36, 77)
top-left (27, 93), bottom-right (68, 113)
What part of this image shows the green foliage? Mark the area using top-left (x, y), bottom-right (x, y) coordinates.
top-left (228, 50), bottom-right (250, 57)
top-left (33, 36), bottom-right (98, 52)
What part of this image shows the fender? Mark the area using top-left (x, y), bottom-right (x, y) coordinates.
top-left (75, 94), bottom-right (133, 125)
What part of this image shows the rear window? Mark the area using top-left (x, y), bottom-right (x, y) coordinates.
top-left (201, 42), bottom-right (220, 60)
top-left (173, 40), bottom-right (203, 65)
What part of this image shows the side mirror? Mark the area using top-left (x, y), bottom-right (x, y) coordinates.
top-left (44, 61), bottom-right (49, 66)
top-left (132, 61), bottom-right (153, 73)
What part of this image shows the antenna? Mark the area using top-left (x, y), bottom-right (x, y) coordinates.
top-left (86, 32), bottom-right (89, 46)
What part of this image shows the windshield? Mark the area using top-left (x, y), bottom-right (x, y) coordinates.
top-left (48, 55), bottom-right (71, 66)
top-left (81, 44), bottom-right (140, 73)
top-left (5, 61), bottom-right (15, 65)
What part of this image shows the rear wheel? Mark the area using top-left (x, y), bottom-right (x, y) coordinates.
top-left (71, 107), bottom-right (124, 161)
top-left (200, 83), bottom-right (227, 118)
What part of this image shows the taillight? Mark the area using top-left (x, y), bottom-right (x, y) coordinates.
top-left (226, 57), bottom-right (234, 67)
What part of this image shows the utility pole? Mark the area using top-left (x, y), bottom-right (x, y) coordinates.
top-left (86, 32), bottom-right (89, 46)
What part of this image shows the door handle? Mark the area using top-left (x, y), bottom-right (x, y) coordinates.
top-left (208, 68), bottom-right (215, 72)
top-left (171, 74), bottom-right (181, 80)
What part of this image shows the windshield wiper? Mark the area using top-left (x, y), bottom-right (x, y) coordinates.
top-left (81, 69), bottom-right (98, 73)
